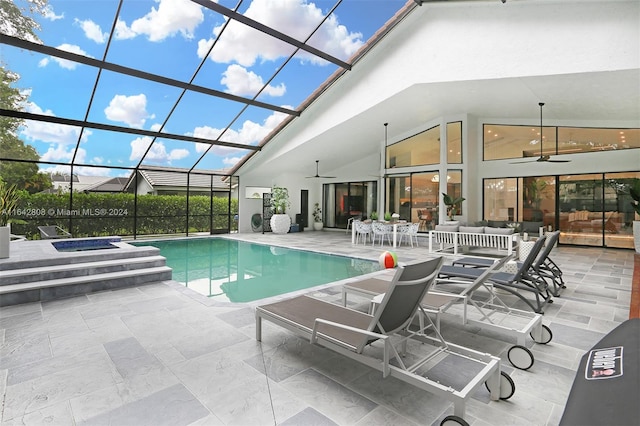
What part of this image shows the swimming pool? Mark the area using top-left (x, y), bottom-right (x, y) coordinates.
top-left (132, 237), bottom-right (381, 303)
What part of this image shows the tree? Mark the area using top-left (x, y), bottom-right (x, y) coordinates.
top-left (0, 1), bottom-right (52, 193)
top-left (0, 66), bottom-right (52, 193)
top-left (0, 0), bottom-right (47, 42)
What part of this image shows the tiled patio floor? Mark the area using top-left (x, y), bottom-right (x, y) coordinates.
top-left (0, 231), bottom-right (636, 425)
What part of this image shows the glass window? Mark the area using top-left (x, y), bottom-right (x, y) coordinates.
top-left (447, 121), bottom-right (462, 164)
top-left (522, 176), bottom-right (555, 228)
top-left (386, 125), bottom-right (440, 168)
top-left (485, 124), bottom-right (639, 161)
top-left (412, 173), bottom-right (439, 230)
top-left (484, 178), bottom-right (518, 223)
top-left (604, 172), bottom-right (640, 249)
top-left (483, 175), bottom-right (555, 229)
top-left (558, 127), bottom-right (640, 154)
top-left (445, 170), bottom-right (463, 218)
top-left (484, 124), bottom-right (556, 161)
top-left (386, 175), bottom-right (411, 220)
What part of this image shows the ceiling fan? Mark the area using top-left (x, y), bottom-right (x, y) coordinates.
top-left (511, 102), bottom-right (571, 163)
top-left (306, 160), bottom-right (336, 178)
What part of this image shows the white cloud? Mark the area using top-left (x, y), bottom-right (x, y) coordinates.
top-left (302, 13), bottom-right (363, 64)
top-left (40, 162), bottom-right (112, 177)
top-left (114, 18), bottom-right (136, 40)
top-left (20, 102), bottom-right (88, 145)
top-left (190, 109), bottom-right (289, 157)
top-left (104, 94), bottom-right (154, 128)
top-left (75, 19), bottom-right (108, 44)
top-left (37, 44), bottom-right (91, 70)
top-left (221, 64), bottom-right (285, 97)
top-left (41, 144), bottom-right (84, 163)
top-left (43, 5), bottom-right (64, 21)
top-left (129, 136), bottom-right (190, 163)
top-left (115, 0), bottom-right (203, 42)
top-left (222, 156), bottom-right (242, 167)
top-left (198, 0), bottom-right (363, 66)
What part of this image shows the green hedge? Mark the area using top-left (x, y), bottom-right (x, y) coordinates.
top-left (10, 192), bottom-right (237, 239)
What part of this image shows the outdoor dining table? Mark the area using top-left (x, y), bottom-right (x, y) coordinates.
top-left (351, 220), bottom-right (410, 248)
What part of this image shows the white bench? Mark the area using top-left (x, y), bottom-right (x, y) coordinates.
top-left (428, 230), bottom-right (519, 255)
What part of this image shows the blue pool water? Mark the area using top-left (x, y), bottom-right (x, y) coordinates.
top-left (132, 238), bottom-right (380, 303)
top-left (53, 237), bottom-right (121, 252)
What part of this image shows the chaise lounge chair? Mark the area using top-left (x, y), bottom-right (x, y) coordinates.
top-left (343, 255), bottom-right (552, 371)
top-left (256, 257), bottom-right (515, 424)
top-left (438, 235), bottom-right (552, 313)
top-left (38, 225), bottom-right (72, 239)
top-left (451, 231), bottom-right (565, 297)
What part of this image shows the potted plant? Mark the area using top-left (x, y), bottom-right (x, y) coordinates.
top-left (384, 212), bottom-right (392, 222)
top-left (442, 193), bottom-right (465, 221)
top-left (0, 181), bottom-right (24, 258)
top-left (312, 202), bottom-right (323, 231)
top-left (370, 211), bottom-right (378, 221)
top-left (628, 179), bottom-right (640, 253)
top-left (269, 186), bottom-right (291, 234)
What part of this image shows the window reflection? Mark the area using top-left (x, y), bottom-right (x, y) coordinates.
top-left (447, 122), bottom-right (462, 164)
top-left (386, 125), bottom-right (440, 168)
top-left (484, 124), bottom-right (639, 161)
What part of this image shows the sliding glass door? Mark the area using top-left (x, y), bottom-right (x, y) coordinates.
top-left (484, 172), bottom-right (637, 249)
top-left (323, 181), bottom-right (378, 229)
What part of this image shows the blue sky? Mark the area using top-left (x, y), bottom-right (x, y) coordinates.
top-left (4, 0), bottom-right (406, 177)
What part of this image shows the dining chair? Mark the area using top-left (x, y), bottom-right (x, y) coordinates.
top-left (371, 221), bottom-right (392, 246)
top-left (404, 222), bottom-right (420, 247)
top-left (354, 220), bottom-right (372, 244)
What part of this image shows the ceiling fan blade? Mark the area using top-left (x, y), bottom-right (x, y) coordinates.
top-left (510, 158), bottom-right (538, 164)
top-left (306, 160), bottom-right (336, 178)
top-left (548, 159), bottom-right (571, 163)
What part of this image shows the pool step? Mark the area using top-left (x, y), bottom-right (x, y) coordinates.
top-left (0, 255), bottom-right (168, 285)
top-left (0, 247), bottom-right (173, 307)
top-left (0, 246), bottom-right (162, 272)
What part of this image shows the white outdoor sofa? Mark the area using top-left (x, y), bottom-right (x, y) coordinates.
top-left (428, 224), bottom-right (520, 255)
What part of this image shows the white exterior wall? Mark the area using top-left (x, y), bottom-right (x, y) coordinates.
top-left (237, 0), bottom-right (639, 231)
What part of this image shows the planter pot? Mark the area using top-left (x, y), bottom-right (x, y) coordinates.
top-left (0, 225), bottom-right (10, 259)
top-left (270, 214), bottom-right (291, 234)
top-left (634, 221), bottom-right (640, 253)
top-left (313, 222), bottom-right (323, 231)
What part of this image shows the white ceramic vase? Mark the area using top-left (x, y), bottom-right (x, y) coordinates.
top-left (270, 214), bottom-right (291, 234)
top-left (313, 222), bottom-right (323, 231)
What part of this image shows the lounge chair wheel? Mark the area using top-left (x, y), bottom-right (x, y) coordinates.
top-left (485, 371), bottom-right (516, 400)
top-left (530, 324), bottom-right (553, 344)
top-left (507, 345), bottom-right (534, 370)
top-left (441, 415), bottom-right (469, 426)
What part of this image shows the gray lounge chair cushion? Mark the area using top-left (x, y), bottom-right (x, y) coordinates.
top-left (259, 295), bottom-right (374, 348)
top-left (459, 226), bottom-right (484, 233)
top-left (484, 226), bottom-right (514, 235)
top-left (343, 278), bottom-right (391, 296)
top-left (435, 224), bottom-right (459, 232)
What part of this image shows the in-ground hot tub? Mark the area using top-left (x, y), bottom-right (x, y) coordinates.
top-left (52, 237), bottom-right (122, 252)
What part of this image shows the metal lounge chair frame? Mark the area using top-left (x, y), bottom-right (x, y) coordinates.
top-left (527, 231), bottom-right (565, 297)
top-left (451, 231), bottom-right (565, 297)
top-left (256, 258), bottom-right (514, 423)
top-left (38, 225), bottom-right (72, 239)
top-left (343, 255), bottom-right (552, 371)
top-left (438, 236), bottom-right (552, 313)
